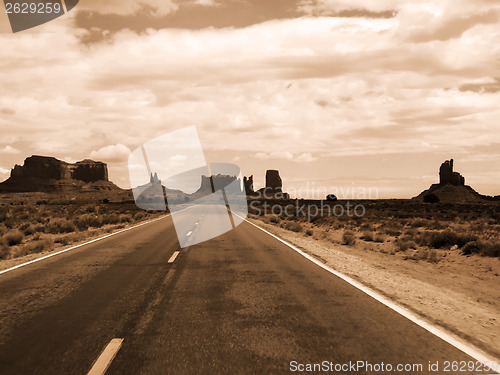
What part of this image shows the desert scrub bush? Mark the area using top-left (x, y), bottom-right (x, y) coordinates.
top-left (482, 242), bottom-right (500, 257)
top-left (408, 249), bottom-right (441, 263)
top-left (47, 218), bottom-right (76, 234)
top-left (3, 218), bottom-right (15, 229)
top-left (33, 223), bottom-right (46, 233)
top-left (395, 237), bottom-right (417, 252)
top-left (4, 229), bottom-right (23, 246)
top-left (24, 238), bottom-right (53, 254)
top-left (119, 214), bottom-right (133, 223)
top-left (305, 229), bottom-right (314, 236)
top-left (83, 204), bottom-right (97, 213)
top-left (373, 233), bottom-right (386, 243)
top-left (427, 220), bottom-right (447, 230)
top-left (342, 230), bottom-right (356, 246)
top-left (427, 249), bottom-right (441, 263)
top-left (423, 230), bottom-right (477, 249)
top-left (285, 221), bottom-right (303, 232)
top-left (74, 214), bottom-right (102, 231)
top-left (384, 227), bottom-right (402, 237)
top-left (461, 241), bottom-right (480, 256)
top-left (360, 223), bottom-right (374, 231)
top-left (462, 240), bottom-right (500, 257)
top-left (133, 211), bottom-right (146, 221)
top-left (410, 218), bottom-right (428, 228)
top-left (269, 215), bottom-right (280, 224)
top-left (361, 231), bottom-right (374, 241)
top-left (423, 193), bottom-right (440, 203)
top-left (0, 238), bottom-right (10, 259)
top-left (101, 214), bottom-right (120, 225)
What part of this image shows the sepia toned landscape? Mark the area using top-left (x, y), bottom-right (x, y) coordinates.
top-left (0, 153), bottom-right (498, 366)
top-left (1, 0), bottom-right (500, 374)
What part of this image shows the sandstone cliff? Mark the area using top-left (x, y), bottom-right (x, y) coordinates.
top-left (256, 169), bottom-right (289, 199)
top-left (0, 155), bottom-right (120, 192)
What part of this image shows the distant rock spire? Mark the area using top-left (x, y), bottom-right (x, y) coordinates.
top-left (439, 159), bottom-right (465, 186)
top-left (150, 172), bottom-right (161, 184)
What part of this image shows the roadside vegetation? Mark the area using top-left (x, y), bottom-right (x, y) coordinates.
top-left (0, 202), bottom-right (162, 260)
top-left (250, 200), bottom-right (500, 261)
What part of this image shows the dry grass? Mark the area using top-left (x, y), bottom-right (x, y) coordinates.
top-left (342, 230), bottom-right (356, 246)
top-left (251, 199), bottom-right (500, 260)
top-left (0, 202), bottom-right (162, 260)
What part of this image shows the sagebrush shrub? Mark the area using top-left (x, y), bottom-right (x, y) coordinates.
top-left (4, 229), bottom-right (23, 246)
top-left (285, 221), bottom-right (303, 233)
top-left (342, 230), bottom-right (356, 246)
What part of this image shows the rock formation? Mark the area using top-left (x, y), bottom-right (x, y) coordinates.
top-left (150, 172), bottom-right (161, 184)
top-left (256, 170), bottom-right (289, 199)
top-left (243, 176), bottom-right (254, 195)
top-left (196, 174), bottom-right (242, 195)
top-left (265, 170), bottom-right (282, 189)
top-left (0, 155), bottom-right (120, 192)
top-left (414, 159), bottom-right (491, 203)
top-left (439, 159), bottom-right (465, 186)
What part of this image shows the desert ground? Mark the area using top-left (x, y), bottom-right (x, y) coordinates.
top-left (249, 199), bottom-right (500, 359)
top-left (0, 192), bottom-right (164, 264)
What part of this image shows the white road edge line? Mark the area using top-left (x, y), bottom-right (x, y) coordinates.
top-left (168, 251), bottom-right (180, 264)
top-left (87, 338), bottom-right (124, 375)
top-left (0, 214), bottom-right (171, 276)
top-left (240, 215), bottom-right (500, 369)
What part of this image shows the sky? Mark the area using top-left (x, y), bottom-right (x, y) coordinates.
top-left (0, 0), bottom-right (499, 198)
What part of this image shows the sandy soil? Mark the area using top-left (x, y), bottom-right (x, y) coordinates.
top-left (250, 217), bottom-right (500, 361)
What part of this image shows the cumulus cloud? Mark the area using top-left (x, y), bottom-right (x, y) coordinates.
top-left (90, 144), bottom-right (131, 162)
top-left (296, 153), bottom-right (316, 162)
top-left (1, 146), bottom-right (20, 154)
top-left (0, 1), bottom-right (499, 195)
top-left (255, 152), bottom-right (316, 162)
top-left (79, 0), bottom-right (179, 16)
top-left (191, 0), bottom-right (219, 6)
top-left (1, 108), bottom-right (15, 115)
top-left (255, 152), bottom-right (294, 160)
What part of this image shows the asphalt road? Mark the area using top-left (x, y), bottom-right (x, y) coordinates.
top-left (0, 212), bottom-right (494, 374)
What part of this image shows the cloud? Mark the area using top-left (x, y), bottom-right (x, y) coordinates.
top-left (90, 144), bottom-right (131, 162)
top-left (296, 153), bottom-right (316, 162)
top-left (1, 146), bottom-right (20, 154)
top-left (459, 78), bottom-right (500, 93)
top-left (0, 2), bottom-right (499, 194)
top-left (255, 151), bottom-right (294, 160)
top-left (1, 108), bottom-right (15, 115)
top-left (191, 0), bottom-right (220, 6)
top-left (0, 167), bottom-right (10, 175)
top-left (298, 0), bottom-right (400, 15)
top-left (79, 0), bottom-right (179, 16)
top-left (255, 152), bottom-right (317, 162)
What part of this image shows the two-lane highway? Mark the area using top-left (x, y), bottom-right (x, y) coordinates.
top-left (0, 213), bottom-right (495, 374)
